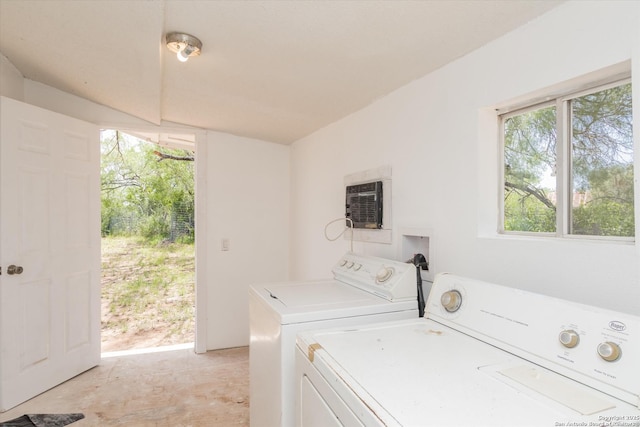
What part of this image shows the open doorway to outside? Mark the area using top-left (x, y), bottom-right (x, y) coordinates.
top-left (99, 129), bottom-right (196, 353)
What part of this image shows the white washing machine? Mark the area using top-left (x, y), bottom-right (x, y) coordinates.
top-left (295, 273), bottom-right (640, 426)
top-left (249, 252), bottom-right (426, 427)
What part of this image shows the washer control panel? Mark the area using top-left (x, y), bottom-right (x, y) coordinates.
top-left (333, 252), bottom-right (417, 301)
top-left (427, 273), bottom-right (640, 407)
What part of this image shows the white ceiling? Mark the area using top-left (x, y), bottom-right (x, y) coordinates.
top-left (0, 0), bottom-right (562, 145)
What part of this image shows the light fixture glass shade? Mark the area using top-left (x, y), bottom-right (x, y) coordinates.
top-left (166, 32), bottom-right (202, 62)
top-left (177, 49), bottom-right (191, 62)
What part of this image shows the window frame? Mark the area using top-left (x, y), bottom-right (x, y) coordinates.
top-left (498, 76), bottom-right (634, 242)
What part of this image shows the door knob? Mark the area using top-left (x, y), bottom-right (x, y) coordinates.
top-left (7, 265), bottom-right (23, 275)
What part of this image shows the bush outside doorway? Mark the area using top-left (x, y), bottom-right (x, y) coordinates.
top-left (100, 130), bottom-right (195, 352)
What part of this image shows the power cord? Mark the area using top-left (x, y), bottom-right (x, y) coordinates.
top-left (324, 217), bottom-right (354, 252)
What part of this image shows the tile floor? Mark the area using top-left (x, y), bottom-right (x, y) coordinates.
top-left (0, 345), bottom-right (249, 426)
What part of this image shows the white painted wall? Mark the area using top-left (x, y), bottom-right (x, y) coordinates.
top-left (22, 79), bottom-right (161, 129)
top-left (0, 66), bottom-right (291, 351)
top-left (204, 131), bottom-right (290, 349)
top-left (0, 54), bottom-right (23, 100)
top-left (290, 1), bottom-right (640, 315)
top-left (2, 1), bottom-right (637, 350)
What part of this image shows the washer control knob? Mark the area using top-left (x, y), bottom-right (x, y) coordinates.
top-left (346, 261), bottom-right (354, 269)
top-left (339, 259), bottom-right (348, 267)
top-left (353, 263), bottom-right (362, 271)
top-left (376, 267), bottom-right (393, 283)
top-left (559, 330), bottom-right (580, 348)
top-left (441, 290), bottom-right (462, 313)
top-left (597, 342), bottom-right (621, 362)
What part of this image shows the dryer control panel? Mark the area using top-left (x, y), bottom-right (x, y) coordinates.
top-left (427, 273), bottom-right (640, 408)
top-left (332, 252), bottom-right (416, 301)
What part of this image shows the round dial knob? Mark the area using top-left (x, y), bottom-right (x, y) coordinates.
top-left (597, 342), bottom-right (621, 362)
top-left (376, 267), bottom-right (394, 283)
top-left (353, 263), bottom-right (362, 271)
top-left (339, 259), bottom-right (348, 267)
top-left (346, 261), bottom-right (354, 269)
top-left (441, 290), bottom-right (462, 313)
top-left (559, 330), bottom-right (580, 348)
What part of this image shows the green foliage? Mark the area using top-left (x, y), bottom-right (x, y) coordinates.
top-left (139, 214), bottom-right (170, 239)
top-left (503, 105), bottom-right (557, 233)
top-left (100, 131), bottom-right (195, 241)
top-left (503, 82), bottom-right (634, 237)
top-left (573, 200), bottom-right (635, 237)
top-left (504, 190), bottom-right (556, 233)
top-left (572, 164), bottom-right (635, 237)
top-left (572, 84), bottom-right (633, 189)
top-left (504, 105), bottom-right (557, 186)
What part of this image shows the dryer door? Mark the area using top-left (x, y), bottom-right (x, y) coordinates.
top-left (300, 376), bottom-right (344, 427)
top-left (297, 345), bottom-right (367, 427)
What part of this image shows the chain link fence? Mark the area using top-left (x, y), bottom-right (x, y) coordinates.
top-left (104, 203), bottom-right (194, 242)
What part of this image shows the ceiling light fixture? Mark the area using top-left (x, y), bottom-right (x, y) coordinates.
top-left (165, 32), bottom-right (202, 62)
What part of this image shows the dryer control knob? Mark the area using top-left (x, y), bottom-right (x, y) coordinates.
top-left (346, 261), bottom-right (354, 269)
top-left (597, 342), bottom-right (621, 362)
top-left (559, 330), bottom-right (580, 348)
top-left (441, 290), bottom-right (462, 313)
top-left (353, 263), bottom-right (362, 271)
top-left (376, 267), bottom-right (394, 283)
top-left (339, 259), bottom-right (348, 267)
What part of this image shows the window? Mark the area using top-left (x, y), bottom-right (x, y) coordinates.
top-left (500, 79), bottom-right (634, 239)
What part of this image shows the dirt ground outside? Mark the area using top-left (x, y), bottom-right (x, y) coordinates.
top-left (101, 236), bottom-right (195, 353)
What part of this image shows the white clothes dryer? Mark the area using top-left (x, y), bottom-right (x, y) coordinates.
top-left (295, 273), bottom-right (640, 426)
top-left (249, 252), bottom-right (426, 427)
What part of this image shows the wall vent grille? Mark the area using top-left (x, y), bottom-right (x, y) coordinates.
top-left (345, 181), bottom-right (383, 229)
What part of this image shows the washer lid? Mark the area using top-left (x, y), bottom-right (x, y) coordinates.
top-left (251, 280), bottom-right (416, 324)
top-left (266, 281), bottom-right (376, 307)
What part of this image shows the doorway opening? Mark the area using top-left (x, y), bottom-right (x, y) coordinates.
top-left (99, 129), bottom-right (196, 353)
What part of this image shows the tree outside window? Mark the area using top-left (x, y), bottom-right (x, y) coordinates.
top-left (501, 80), bottom-right (633, 239)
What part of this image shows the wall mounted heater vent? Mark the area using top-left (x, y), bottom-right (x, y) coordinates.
top-left (345, 181), bottom-right (383, 229)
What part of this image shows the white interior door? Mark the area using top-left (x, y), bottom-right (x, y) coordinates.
top-left (0, 96), bottom-right (101, 412)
